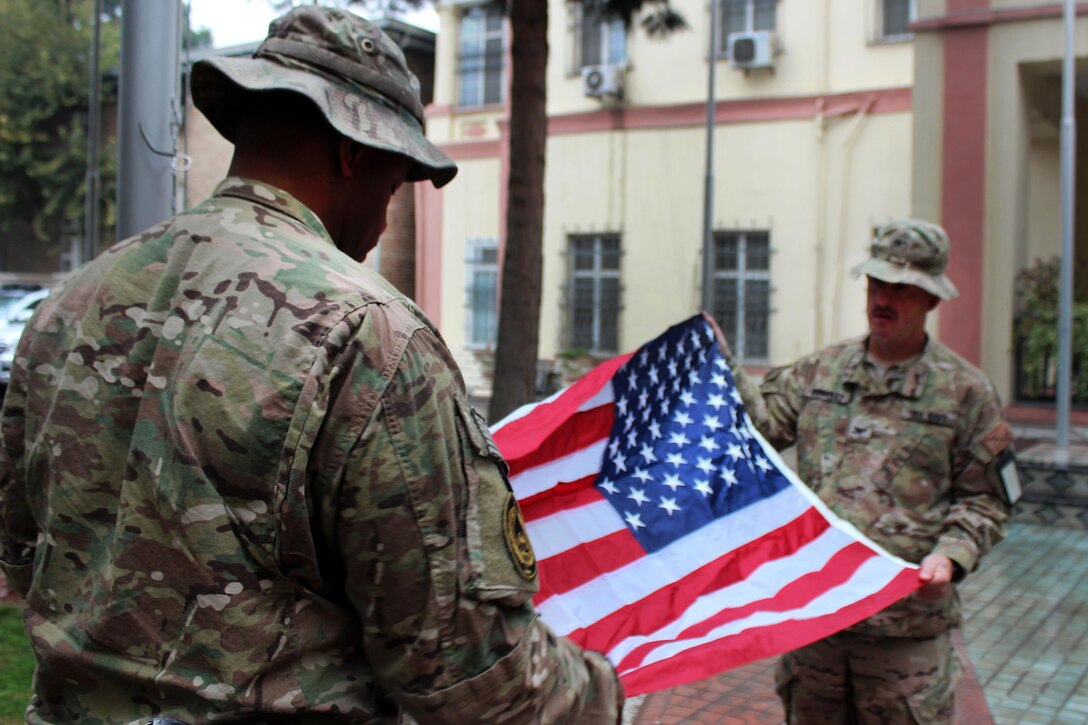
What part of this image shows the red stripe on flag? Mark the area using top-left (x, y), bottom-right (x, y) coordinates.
top-left (492, 352), bottom-right (632, 462)
top-left (536, 529), bottom-right (645, 602)
top-left (566, 507), bottom-right (832, 655)
top-left (612, 541), bottom-right (882, 672)
top-left (519, 474), bottom-right (606, 522)
top-left (505, 405), bottom-right (614, 477)
top-left (617, 567), bottom-right (921, 696)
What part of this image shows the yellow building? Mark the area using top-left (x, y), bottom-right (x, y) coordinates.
top-left (421, 0), bottom-right (918, 394)
top-left (422, 0), bottom-right (1088, 422)
top-left (179, 1), bottom-right (1088, 420)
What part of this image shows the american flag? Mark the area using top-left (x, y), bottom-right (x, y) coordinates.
top-left (491, 314), bottom-right (921, 697)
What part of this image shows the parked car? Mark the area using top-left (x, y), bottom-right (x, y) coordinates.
top-left (0, 288), bottom-right (49, 386)
top-left (0, 283), bottom-right (42, 319)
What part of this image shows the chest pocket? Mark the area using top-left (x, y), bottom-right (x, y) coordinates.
top-left (871, 408), bottom-right (957, 506)
top-left (797, 387), bottom-right (852, 487)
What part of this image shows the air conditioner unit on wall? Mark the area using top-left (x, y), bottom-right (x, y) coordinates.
top-left (728, 30), bottom-right (774, 70)
top-left (581, 63), bottom-right (625, 100)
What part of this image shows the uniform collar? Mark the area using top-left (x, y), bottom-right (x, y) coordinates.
top-left (212, 177), bottom-right (333, 244)
top-left (843, 337), bottom-right (932, 399)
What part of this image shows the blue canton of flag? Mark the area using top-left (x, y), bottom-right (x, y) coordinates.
top-left (595, 317), bottom-right (791, 552)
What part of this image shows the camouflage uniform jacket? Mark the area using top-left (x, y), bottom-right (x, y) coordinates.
top-left (0, 178), bottom-right (621, 724)
top-left (729, 336), bottom-right (1011, 638)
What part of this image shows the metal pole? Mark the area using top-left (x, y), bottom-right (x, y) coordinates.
top-left (1057, 0), bottom-right (1076, 455)
top-left (82, 0), bottom-right (103, 267)
top-left (117, 0), bottom-right (181, 238)
top-left (701, 0), bottom-right (720, 314)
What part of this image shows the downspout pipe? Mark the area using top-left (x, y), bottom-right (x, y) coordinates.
top-left (830, 96), bottom-right (876, 339)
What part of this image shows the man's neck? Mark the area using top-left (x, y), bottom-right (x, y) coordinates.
top-left (867, 335), bottom-right (927, 366)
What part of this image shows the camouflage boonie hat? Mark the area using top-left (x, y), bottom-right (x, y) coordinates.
top-left (191, 6), bottom-right (457, 188)
top-left (850, 219), bottom-right (960, 301)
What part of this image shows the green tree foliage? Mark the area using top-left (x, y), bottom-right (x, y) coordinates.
top-left (1015, 256), bottom-right (1088, 402)
top-left (0, 0), bottom-right (120, 248)
top-left (184, 2), bottom-right (214, 50)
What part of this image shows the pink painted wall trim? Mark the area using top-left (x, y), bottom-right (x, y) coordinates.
top-left (442, 139), bottom-right (503, 161)
top-left (431, 87), bottom-right (912, 161)
top-left (549, 87), bottom-right (911, 136)
top-left (414, 182), bottom-right (444, 323)
top-left (913, 1), bottom-right (1088, 30)
top-left (939, 25), bottom-right (989, 364)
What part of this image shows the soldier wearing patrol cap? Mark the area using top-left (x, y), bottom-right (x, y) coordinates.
top-left (0, 7), bottom-right (622, 723)
top-left (726, 220), bottom-right (1016, 724)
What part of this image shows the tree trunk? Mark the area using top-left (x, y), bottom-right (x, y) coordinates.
top-left (488, 0), bottom-right (548, 424)
top-left (377, 184), bottom-right (416, 299)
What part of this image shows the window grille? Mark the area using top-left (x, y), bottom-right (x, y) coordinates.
top-left (711, 231), bottom-right (771, 362)
top-left (458, 2), bottom-right (504, 107)
top-left (879, 0), bottom-right (914, 40)
top-left (717, 0), bottom-right (777, 56)
top-left (574, 6), bottom-right (627, 69)
top-left (567, 234), bottom-right (621, 354)
top-left (466, 238), bottom-right (499, 347)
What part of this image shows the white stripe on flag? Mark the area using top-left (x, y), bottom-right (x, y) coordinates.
top-left (491, 381), bottom-right (615, 432)
top-left (576, 382), bottom-right (615, 413)
top-left (602, 525), bottom-right (891, 666)
top-left (536, 485), bottom-right (810, 635)
top-left (526, 500), bottom-right (627, 560)
top-left (618, 555), bottom-right (907, 673)
top-left (509, 438), bottom-right (609, 499)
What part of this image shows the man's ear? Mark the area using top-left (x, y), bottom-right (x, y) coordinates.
top-left (338, 137), bottom-right (357, 177)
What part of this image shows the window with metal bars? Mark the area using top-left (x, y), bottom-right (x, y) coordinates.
top-left (716, 0), bottom-right (777, 56)
top-left (572, 5), bottom-right (627, 70)
top-left (466, 238), bottom-right (499, 347)
top-left (879, 0), bottom-right (914, 40)
top-left (711, 231), bottom-right (771, 362)
top-left (566, 234), bottom-right (621, 354)
top-left (457, 2), bottom-right (504, 107)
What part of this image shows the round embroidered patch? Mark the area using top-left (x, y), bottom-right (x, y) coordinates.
top-left (503, 494), bottom-right (537, 581)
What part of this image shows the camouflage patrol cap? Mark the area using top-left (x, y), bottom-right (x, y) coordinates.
top-left (191, 6), bottom-right (457, 187)
top-left (850, 219), bottom-right (960, 301)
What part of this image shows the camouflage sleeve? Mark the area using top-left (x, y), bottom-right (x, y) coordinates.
top-left (722, 351), bottom-right (803, 450)
top-left (711, 320), bottom-right (802, 450)
top-left (0, 340), bottom-right (36, 597)
top-left (332, 322), bottom-right (622, 723)
top-left (931, 381), bottom-right (1012, 575)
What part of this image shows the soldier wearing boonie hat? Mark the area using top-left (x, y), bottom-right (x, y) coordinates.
top-left (850, 219), bottom-right (960, 301)
top-left (721, 219), bottom-right (1016, 723)
top-left (192, 5), bottom-right (456, 187)
top-left (0, 6), bottom-right (623, 724)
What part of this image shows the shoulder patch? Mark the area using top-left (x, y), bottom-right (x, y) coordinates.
top-left (981, 421), bottom-right (1014, 456)
top-left (503, 494), bottom-right (537, 581)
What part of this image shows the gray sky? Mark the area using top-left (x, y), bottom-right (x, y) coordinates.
top-left (187, 0), bottom-right (439, 48)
